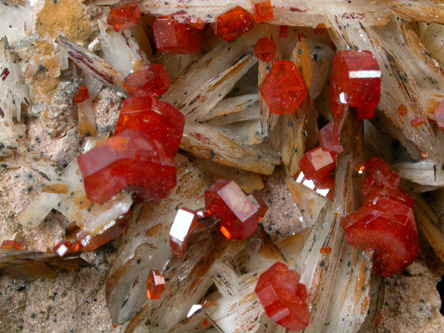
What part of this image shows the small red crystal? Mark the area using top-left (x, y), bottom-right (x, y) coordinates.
top-left (255, 262), bottom-right (310, 332)
top-left (313, 23), bottom-right (327, 35)
top-left (259, 60), bottom-right (307, 114)
top-left (319, 121), bottom-right (343, 153)
top-left (211, 6), bottom-right (254, 42)
top-left (124, 64), bottom-right (170, 98)
top-left (1, 240), bottom-right (23, 250)
top-left (169, 208), bottom-right (199, 258)
top-left (248, 193), bottom-right (268, 221)
top-left (251, 0), bottom-right (273, 23)
top-left (361, 158), bottom-right (400, 191)
top-left (53, 240), bottom-right (81, 257)
top-left (279, 25), bottom-right (288, 38)
top-left (253, 37), bottom-right (277, 62)
top-left (434, 101), bottom-right (444, 134)
top-left (78, 129), bottom-right (176, 204)
top-left (154, 17), bottom-right (205, 54)
top-left (411, 117), bottom-right (425, 128)
top-left (73, 86), bottom-right (89, 104)
top-left (107, 3), bottom-right (141, 32)
top-left (298, 147), bottom-right (337, 180)
top-left (146, 269), bottom-right (165, 300)
top-left (114, 96), bottom-right (185, 157)
top-left (205, 180), bottom-right (261, 240)
top-left (398, 104), bottom-right (408, 116)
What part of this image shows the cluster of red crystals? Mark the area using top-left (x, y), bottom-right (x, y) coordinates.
top-left (146, 269), bottom-right (165, 300)
top-left (114, 96), bottom-right (185, 157)
top-left (124, 64), bottom-right (170, 98)
top-left (342, 158), bottom-right (418, 277)
top-left (251, 0), bottom-right (273, 23)
top-left (107, 3), bottom-right (141, 32)
top-left (318, 121), bottom-right (343, 153)
top-left (154, 17), bottom-right (205, 54)
top-left (255, 262), bottom-right (310, 332)
top-left (78, 129), bottom-right (176, 204)
top-left (212, 6), bottom-right (254, 42)
top-left (279, 25), bottom-right (288, 38)
top-left (329, 50), bottom-right (381, 120)
top-left (1, 240), bottom-right (23, 250)
top-left (253, 38), bottom-right (277, 62)
top-left (205, 180), bottom-right (267, 240)
top-left (73, 86), bottom-right (89, 104)
top-left (435, 101), bottom-right (444, 134)
top-left (53, 240), bottom-right (81, 257)
top-left (169, 208), bottom-right (199, 258)
top-left (259, 60), bottom-right (307, 114)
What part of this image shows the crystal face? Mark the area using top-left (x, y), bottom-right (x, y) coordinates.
top-left (251, 0), bottom-right (273, 23)
top-left (205, 180), bottom-right (262, 240)
top-left (169, 208), bottom-right (199, 258)
top-left (78, 129), bottom-right (176, 204)
top-left (253, 37), bottom-right (277, 62)
top-left (298, 147), bottom-right (337, 180)
top-left (53, 240), bottom-right (81, 257)
top-left (259, 60), bottom-right (307, 114)
top-left (295, 170), bottom-right (335, 201)
top-left (330, 50), bottom-right (381, 119)
top-left (318, 121), bottom-right (343, 153)
top-left (124, 64), bottom-right (170, 98)
top-left (146, 269), bottom-right (166, 300)
top-left (255, 262), bottom-right (310, 332)
top-left (107, 3), bottom-right (141, 32)
top-left (211, 6), bottom-right (254, 42)
top-left (1, 240), bottom-right (23, 250)
top-left (73, 86), bottom-right (89, 104)
top-left (361, 157), bottom-right (400, 191)
top-left (154, 17), bottom-right (205, 54)
top-left (114, 96), bottom-right (185, 157)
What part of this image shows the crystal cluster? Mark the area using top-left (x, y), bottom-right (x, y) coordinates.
top-left (341, 158), bottom-right (418, 277)
top-left (255, 262), bottom-right (310, 332)
top-left (107, 3), bottom-right (141, 32)
top-left (212, 6), bottom-right (254, 42)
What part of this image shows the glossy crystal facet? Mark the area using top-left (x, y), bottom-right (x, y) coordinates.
top-left (53, 240), bottom-right (81, 257)
top-left (107, 3), bottom-right (141, 32)
top-left (124, 64), bottom-right (170, 98)
top-left (1, 240), bottom-right (23, 250)
top-left (169, 208), bottom-right (199, 258)
top-left (211, 6), bottom-right (254, 42)
top-left (146, 269), bottom-right (166, 300)
top-left (251, 0), bottom-right (273, 23)
top-left (298, 147), bottom-right (337, 180)
top-left (253, 37), bottom-right (277, 62)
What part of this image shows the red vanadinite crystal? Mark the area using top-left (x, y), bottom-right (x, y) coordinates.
top-left (73, 86), bottom-right (89, 104)
top-left (124, 64), bottom-right (170, 98)
top-left (253, 38), bottom-right (277, 62)
top-left (319, 121), bottom-right (344, 153)
top-left (411, 117), bottom-right (425, 128)
top-left (279, 25), bottom-right (288, 38)
top-left (435, 101), bottom-right (444, 134)
top-left (398, 104), bottom-right (408, 116)
top-left (255, 262), bottom-right (310, 332)
top-left (259, 60), bottom-right (307, 114)
top-left (298, 147), bottom-right (337, 180)
top-left (78, 129), bottom-right (176, 204)
top-left (313, 23), bottom-right (327, 35)
top-left (212, 6), bottom-right (254, 42)
top-left (248, 193), bottom-right (268, 221)
top-left (295, 171), bottom-right (335, 201)
top-left (146, 269), bottom-right (165, 300)
top-left (114, 96), bottom-right (185, 157)
top-left (205, 180), bottom-right (262, 240)
top-left (330, 50), bottom-right (381, 119)
top-left (362, 179), bottom-right (415, 208)
top-left (251, 0), bottom-right (273, 23)
top-left (1, 240), bottom-right (23, 250)
top-left (154, 17), bottom-right (205, 54)
top-left (169, 208), bottom-right (199, 258)
top-left (361, 158), bottom-right (400, 191)
top-left (53, 240), bottom-right (81, 257)
top-left (107, 3), bottom-right (141, 32)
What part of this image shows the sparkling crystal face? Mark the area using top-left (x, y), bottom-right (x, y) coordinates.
top-left (298, 147), bottom-right (336, 180)
top-left (211, 6), bottom-right (254, 42)
top-left (253, 37), bottom-right (277, 62)
top-left (251, 0), bottom-right (273, 23)
top-left (169, 208), bottom-right (198, 258)
top-left (124, 64), bottom-right (170, 98)
top-left (146, 269), bottom-right (166, 300)
top-left (107, 3), bottom-right (141, 32)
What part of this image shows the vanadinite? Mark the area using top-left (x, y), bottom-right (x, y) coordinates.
top-left (146, 269), bottom-right (165, 300)
top-left (169, 208), bottom-right (199, 258)
top-left (259, 60), bottom-right (307, 114)
top-left (255, 262), bottom-right (310, 332)
top-left (107, 3), bottom-right (141, 32)
top-left (298, 147), bottom-right (336, 180)
top-left (212, 6), bottom-right (254, 42)
top-left (253, 37), bottom-right (277, 62)
top-left (154, 17), bottom-right (205, 54)
top-left (251, 0), bottom-right (273, 23)
top-left (124, 64), bottom-right (170, 97)
top-left (73, 86), bottom-right (89, 104)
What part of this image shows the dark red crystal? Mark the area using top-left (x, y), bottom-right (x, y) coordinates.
top-left (73, 86), bottom-right (89, 104)
top-left (124, 64), bottom-right (170, 98)
top-left (107, 3), bottom-right (141, 32)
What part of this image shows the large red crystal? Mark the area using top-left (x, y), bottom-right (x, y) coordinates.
top-left (169, 208), bottom-right (199, 258)
top-left (78, 129), bottom-right (176, 204)
top-left (124, 64), bottom-right (170, 98)
top-left (259, 60), bottom-right (307, 114)
top-left (107, 3), bottom-right (141, 32)
top-left (255, 262), bottom-right (310, 332)
top-left (330, 50), bottom-right (381, 119)
top-left (205, 180), bottom-right (262, 240)
top-left (434, 101), bottom-right (444, 134)
top-left (211, 6), bottom-right (254, 42)
top-left (253, 37), bottom-right (277, 62)
top-left (298, 147), bottom-right (337, 180)
top-left (362, 180), bottom-right (415, 208)
top-left (114, 96), bottom-right (185, 157)
top-left (146, 269), bottom-right (165, 300)
top-left (154, 17), bottom-right (205, 54)
top-left (1, 240), bottom-right (23, 250)
top-left (251, 0), bottom-right (273, 23)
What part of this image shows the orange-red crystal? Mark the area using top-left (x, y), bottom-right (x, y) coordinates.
top-left (253, 37), bottom-right (277, 62)
top-left (124, 64), bottom-right (170, 98)
top-left (1, 240), bottom-right (23, 250)
top-left (107, 3), bottom-right (141, 32)
top-left (73, 86), bottom-right (89, 104)
top-left (146, 269), bottom-right (165, 300)
top-left (169, 208), bottom-right (199, 258)
top-left (411, 117), bottom-right (425, 128)
top-left (53, 240), bottom-right (81, 257)
top-left (212, 6), bottom-right (254, 42)
top-left (298, 147), bottom-right (337, 180)
top-left (251, 0), bottom-right (273, 23)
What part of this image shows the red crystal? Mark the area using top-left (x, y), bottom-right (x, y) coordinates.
top-left (255, 262), bottom-right (310, 332)
top-left (298, 147), bottom-right (336, 180)
top-left (362, 179), bottom-right (415, 208)
top-left (114, 96), bottom-right (184, 157)
top-left (53, 240), bottom-right (81, 257)
top-left (398, 104), bottom-right (408, 116)
top-left (361, 158), bottom-right (400, 191)
top-left (154, 17), bottom-right (205, 54)
top-left (295, 171), bottom-right (335, 201)
top-left (342, 196), bottom-right (418, 277)
top-left (1, 240), bottom-right (23, 250)
top-left (205, 180), bottom-right (261, 240)
top-left (73, 86), bottom-right (89, 104)
top-left (328, 78), bottom-right (347, 119)
top-left (253, 37), bottom-right (277, 62)
top-left (279, 25), bottom-right (288, 38)
top-left (331, 50), bottom-right (381, 119)
top-left (211, 6), bottom-right (254, 42)
top-left (259, 60), bottom-right (307, 114)
top-left (107, 3), bottom-right (141, 32)
top-left (169, 208), bottom-right (199, 258)
top-left (78, 129), bottom-right (176, 204)
top-left (124, 64), bottom-right (170, 98)
top-left (411, 117), bottom-right (425, 128)
top-left (146, 269), bottom-right (165, 300)
top-left (247, 193), bottom-right (268, 221)
top-left (251, 0), bottom-right (273, 23)
top-left (434, 101), bottom-right (444, 134)
top-left (313, 23), bottom-right (327, 35)
top-left (318, 121), bottom-right (343, 153)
